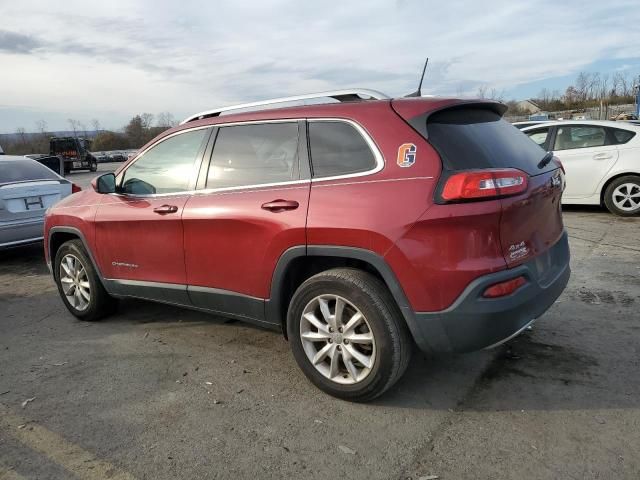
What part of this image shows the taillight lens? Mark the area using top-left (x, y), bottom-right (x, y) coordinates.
top-left (441, 168), bottom-right (528, 202)
top-left (71, 183), bottom-right (82, 193)
top-left (483, 276), bottom-right (527, 298)
top-left (555, 158), bottom-right (565, 174)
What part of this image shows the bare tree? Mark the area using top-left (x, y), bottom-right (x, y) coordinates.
top-left (68, 119), bottom-right (79, 137)
top-left (140, 113), bottom-right (154, 129)
top-left (575, 72), bottom-right (590, 102)
top-left (599, 73), bottom-right (610, 100)
top-left (16, 127), bottom-right (27, 145)
top-left (91, 119), bottom-right (101, 132)
top-left (476, 85), bottom-right (488, 99)
top-left (156, 112), bottom-right (177, 128)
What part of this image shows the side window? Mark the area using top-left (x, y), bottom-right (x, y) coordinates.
top-left (609, 128), bottom-right (636, 145)
top-left (308, 121), bottom-right (377, 178)
top-left (526, 127), bottom-right (550, 147)
top-left (206, 123), bottom-right (299, 189)
top-left (121, 129), bottom-right (208, 195)
top-left (554, 126), bottom-right (606, 151)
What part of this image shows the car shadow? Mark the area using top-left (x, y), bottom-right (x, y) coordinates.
top-left (375, 325), bottom-right (636, 413)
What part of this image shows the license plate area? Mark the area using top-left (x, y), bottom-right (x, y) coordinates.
top-left (23, 196), bottom-right (45, 211)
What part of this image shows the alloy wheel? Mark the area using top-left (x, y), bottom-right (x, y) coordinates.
top-left (612, 182), bottom-right (640, 212)
top-left (300, 294), bottom-right (376, 385)
top-left (59, 254), bottom-right (91, 311)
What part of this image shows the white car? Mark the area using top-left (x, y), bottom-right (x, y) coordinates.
top-left (521, 120), bottom-right (640, 216)
top-left (512, 120), bottom-right (556, 130)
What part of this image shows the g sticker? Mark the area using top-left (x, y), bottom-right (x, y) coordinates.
top-left (397, 143), bottom-right (416, 168)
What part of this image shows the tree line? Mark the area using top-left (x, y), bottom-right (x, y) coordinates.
top-left (478, 70), bottom-right (638, 116)
top-left (1, 112), bottom-right (177, 155)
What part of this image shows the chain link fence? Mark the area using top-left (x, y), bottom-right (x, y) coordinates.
top-left (506, 103), bottom-right (637, 122)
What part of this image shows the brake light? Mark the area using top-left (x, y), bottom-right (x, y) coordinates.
top-left (71, 183), bottom-right (82, 193)
top-left (483, 276), bottom-right (527, 298)
top-left (441, 168), bottom-right (528, 202)
top-left (555, 158), bottom-right (565, 174)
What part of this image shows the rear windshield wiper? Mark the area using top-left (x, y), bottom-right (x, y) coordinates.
top-left (537, 151), bottom-right (554, 169)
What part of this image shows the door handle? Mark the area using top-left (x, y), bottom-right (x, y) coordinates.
top-left (593, 153), bottom-right (613, 160)
top-left (153, 204), bottom-right (179, 214)
top-left (261, 199), bottom-right (299, 212)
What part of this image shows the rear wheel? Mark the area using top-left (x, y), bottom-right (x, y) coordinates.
top-left (54, 239), bottom-right (116, 321)
top-left (604, 175), bottom-right (640, 216)
top-left (287, 268), bottom-right (411, 402)
top-left (89, 161), bottom-right (97, 172)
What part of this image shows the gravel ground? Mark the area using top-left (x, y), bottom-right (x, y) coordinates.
top-left (1, 173), bottom-right (639, 479)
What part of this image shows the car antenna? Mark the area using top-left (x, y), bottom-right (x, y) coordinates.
top-left (405, 58), bottom-right (429, 97)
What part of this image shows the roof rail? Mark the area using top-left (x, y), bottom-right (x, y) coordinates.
top-left (179, 88), bottom-right (389, 124)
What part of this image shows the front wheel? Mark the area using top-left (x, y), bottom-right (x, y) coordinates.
top-left (287, 268), bottom-right (411, 402)
top-left (604, 175), bottom-right (640, 216)
top-left (89, 161), bottom-right (97, 172)
top-left (54, 239), bottom-right (116, 321)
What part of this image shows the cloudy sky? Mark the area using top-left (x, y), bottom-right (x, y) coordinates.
top-left (0, 0), bottom-right (639, 132)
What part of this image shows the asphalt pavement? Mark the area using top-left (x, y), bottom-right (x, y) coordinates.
top-left (0, 170), bottom-right (639, 479)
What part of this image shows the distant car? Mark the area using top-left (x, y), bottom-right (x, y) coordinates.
top-left (572, 115), bottom-right (591, 121)
top-left (0, 156), bottom-right (80, 249)
top-left (522, 120), bottom-right (640, 216)
top-left (610, 112), bottom-right (638, 121)
top-left (529, 113), bottom-right (555, 121)
top-left (110, 152), bottom-right (126, 162)
top-left (513, 120), bottom-right (556, 130)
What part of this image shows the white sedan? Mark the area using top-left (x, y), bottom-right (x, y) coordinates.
top-left (521, 120), bottom-right (640, 216)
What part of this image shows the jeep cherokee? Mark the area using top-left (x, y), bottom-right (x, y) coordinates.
top-left (44, 89), bottom-right (570, 401)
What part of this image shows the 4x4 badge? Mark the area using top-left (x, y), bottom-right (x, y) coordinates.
top-left (397, 143), bottom-right (416, 167)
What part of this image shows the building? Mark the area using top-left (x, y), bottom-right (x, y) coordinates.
top-left (515, 100), bottom-right (542, 114)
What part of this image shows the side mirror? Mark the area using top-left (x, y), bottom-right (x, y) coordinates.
top-left (92, 173), bottom-right (116, 194)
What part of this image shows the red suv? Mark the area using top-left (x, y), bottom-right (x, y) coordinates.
top-left (44, 89), bottom-right (570, 401)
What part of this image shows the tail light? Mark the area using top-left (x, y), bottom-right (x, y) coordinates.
top-left (483, 276), bottom-right (527, 298)
top-left (71, 183), bottom-right (82, 193)
top-left (555, 158), bottom-right (565, 174)
top-left (440, 168), bottom-right (528, 202)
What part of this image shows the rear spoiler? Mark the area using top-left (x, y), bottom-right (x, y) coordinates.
top-left (391, 98), bottom-right (508, 140)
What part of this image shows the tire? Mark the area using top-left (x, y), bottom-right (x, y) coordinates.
top-left (287, 268), bottom-right (411, 402)
top-left (54, 239), bottom-right (117, 321)
top-left (603, 175), bottom-right (640, 216)
top-left (89, 161), bottom-right (97, 172)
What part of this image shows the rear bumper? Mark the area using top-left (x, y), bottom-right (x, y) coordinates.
top-left (0, 218), bottom-right (44, 249)
top-left (411, 231), bottom-right (570, 354)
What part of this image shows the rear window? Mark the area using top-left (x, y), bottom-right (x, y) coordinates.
top-left (308, 121), bottom-right (377, 178)
top-left (610, 128), bottom-right (635, 145)
top-left (427, 108), bottom-right (553, 176)
top-left (0, 159), bottom-right (59, 186)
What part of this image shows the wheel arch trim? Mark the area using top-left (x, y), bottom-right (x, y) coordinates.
top-left (600, 171), bottom-right (640, 205)
top-left (48, 226), bottom-right (105, 283)
top-left (266, 245), bottom-right (422, 344)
